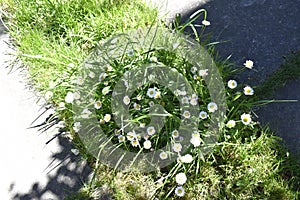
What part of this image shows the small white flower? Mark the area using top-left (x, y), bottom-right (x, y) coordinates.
top-left (191, 94), bottom-right (198, 100)
top-left (88, 72), bottom-right (95, 78)
top-left (106, 65), bottom-right (113, 72)
top-left (183, 111), bottom-right (191, 119)
top-left (181, 97), bottom-right (189, 104)
top-left (228, 80), bottom-right (238, 89)
top-left (45, 91), bottom-right (53, 100)
top-left (140, 123), bottom-right (146, 128)
top-left (159, 152), bottom-right (168, 160)
top-left (73, 122), bottom-right (81, 133)
top-left (199, 111), bottom-right (208, 119)
top-left (199, 69), bottom-right (208, 76)
top-left (127, 49), bottom-right (134, 57)
top-left (65, 92), bottom-right (74, 103)
top-left (173, 143), bottom-right (182, 153)
top-left (102, 86), bottom-right (111, 95)
top-left (77, 77), bottom-right (84, 85)
top-left (244, 86), bottom-right (254, 95)
top-left (67, 63), bottom-right (75, 68)
top-left (179, 90), bottom-right (187, 96)
top-left (244, 60), bottom-right (254, 69)
top-left (136, 95), bottom-right (142, 101)
top-left (180, 154), bottom-right (193, 164)
top-left (133, 103), bottom-right (141, 110)
top-left (190, 98), bottom-right (198, 106)
top-left (172, 130), bottom-right (179, 138)
top-left (241, 113), bottom-right (252, 125)
top-left (207, 102), bottom-right (218, 113)
top-left (81, 108), bottom-right (92, 119)
top-left (147, 126), bottom-right (156, 136)
top-left (202, 20), bottom-right (211, 26)
top-left (190, 66), bottom-right (197, 74)
top-left (127, 132), bottom-right (137, 141)
top-left (99, 72), bottom-right (107, 81)
top-left (175, 172), bottom-right (187, 185)
top-left (123, 95), bottom-right (130, 105)
top-left (94, 100), bottom-right (102, 109)
top-left (154, 91), bottom-right (161, 99)
top-left (175, 186), bottom-right (185, 197)
top-left (118, 135), bottom-right (125, 143)
top-left (73, 91), bottom-right (81, 100)
top-left (58, 102), bottom-right (65, 110)
top-left (149, 101), bottom-right (154, 107)
top-left (193, 74), bottom-right (200, 80)
top-left (150, 56), bottom-right (158, 62)
top-left (103, 114), bottom-right (111, 122)
top-left (147, 88), bottom-right (156, 98)
top-left (143, 140), bottom-right (152, 149)
top-left (131, 139), bottom-right (139, 147)
top-left (190, 132), bottom-right (201, 147)
top-left (226, 120), bottom-right (236, 128)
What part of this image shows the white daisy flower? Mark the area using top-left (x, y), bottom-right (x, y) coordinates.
top-left (65, 92), bottom-right (74, 103)
top-left (149, 56), bottom-right (158, 62)
top-left (88, 71), bottom-right (95, 78)
top-left (143, 140), bottom-right (152, 149)
top-left (127, 131), bottom-right (137, 141)
top-left (207, 102), bottom-right (218, 113)
top-left (133, 103), bottom-right (141, 110)
top-left (175, 186), bottom-right (185, 197)
top-left (136, 95), bottom-right (142, 101)
top-left (73, 91), bottom-right (80, 100)
top-left (45, 91), bottom-right (53, 100)
top-left (149, 101), bottom-right (155, 107)
top-left (181, 97), bottom-right (189, 104)
top-left (131, 139), bottom-right (139, 147)
top-left (99, 119), bottom-right (105, 124)
top-left (244, 86), bottom-right (254, 95)
top-left (58, 102), bottom-right (65, 110)
top-left (147, 126), bottom-right (156, 136)
top-left (106, 65), bottom-right (113, 72)
top-left (228, 80), bottom-right (238, 89)
top-left (127, 49), bottom-right (134, 57)
top-left (94, 100), bottom-right (102, 109)
top-left (159, 151), bottom-right (168, 160)
top-left (199, 111), bottom-right (208, 119)
top-left (81, 108), bottom-right (92, 119)
top-left (190, 132), bottom-right (201, 147)
top-left (241, 113), bottom-right (252, 125)
top-left (99, 72), bottom-right (107, 81)
top-left (139, 123), bottom-right (146, 128)
top-left (183, 111), bottom-right (191, 119)
top-left (172, 130), bottom-right (179, 138)
top-left (103, 114), bottom-right (111, 122)
top-left (190, 66), bottom-right (197, 74)
top-left (193, 74), bottom-right (200, 80)
top-left (123, 95), bottom-right (130, 105)
top-left (191, 94), bottom-right (198, 100)
top-left (73, 122), bottom-right (81, 133)
top-left (175, 172), bottom-right (187, 185)
top-left (102, 86), bottom-right (111, 95)
top-left (244, 60), bottom-right (254, 69)
top-left (173, 143), bottom-right (182, 153)
top-left (180, 154), bottom-right (193, 164)
top-left (147, 88), bottom-right (156, 98)
top-left (118, 135), bottom-right (125, 143)
top-left (226, 120), bottom-right (236, 128)
top-left (154, 91), bottom-right (161, 99)
top-left (199, 69), bottom-right (208, 76)
top-left (190, 98), bottom-right (198, 106)
top-left (76, 77), bottom-right (84, 85)
top-left (202, 20), bottom-right (211, 26)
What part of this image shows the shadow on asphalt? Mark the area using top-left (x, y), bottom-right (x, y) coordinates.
top-left (12, 135), bottom-right (92, 200)
top-left (179, 0), bottom-right (300, 154)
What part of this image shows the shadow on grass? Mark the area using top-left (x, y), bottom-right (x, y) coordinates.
top-left (12, 135), bottom-right (92, 200)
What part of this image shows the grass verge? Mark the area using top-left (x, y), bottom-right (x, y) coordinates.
top-left (1, 0), bottom-right (299, 199)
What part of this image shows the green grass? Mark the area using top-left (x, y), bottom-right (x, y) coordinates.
top-left (1, 0), bottom-right (299, 199)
